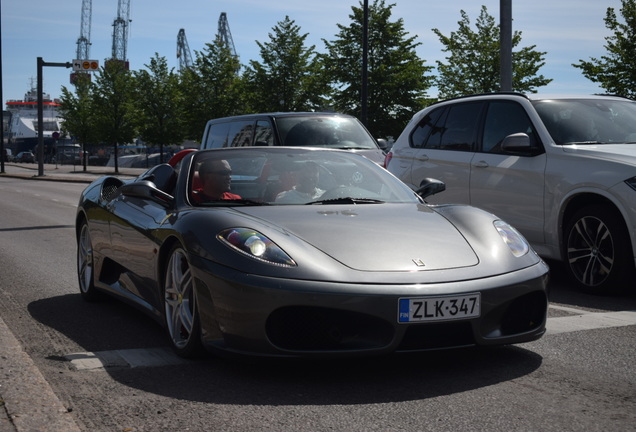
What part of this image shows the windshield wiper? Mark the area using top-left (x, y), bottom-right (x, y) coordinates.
top-left (563, 141), bottom-right (603, 145)
top-left (306, 197), bottom-right (385, 205)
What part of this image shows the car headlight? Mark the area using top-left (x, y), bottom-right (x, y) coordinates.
top-left (218, 228), bottom-right (296, 267)
top-left (494, 220), bottom-right (529, 257)
top-left (625, 176), bottom-right (636, 192)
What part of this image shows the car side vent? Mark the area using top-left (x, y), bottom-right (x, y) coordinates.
top-left (101, 177), bottom-right (125, 201)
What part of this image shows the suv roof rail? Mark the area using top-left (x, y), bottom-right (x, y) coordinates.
top-left (428, 91), bottom-right (529, 108)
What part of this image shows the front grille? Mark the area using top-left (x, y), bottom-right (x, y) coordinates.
top-left (398, 321), bottom-right (475, 351)
top-left (266, 306), bottom-right (394, 351)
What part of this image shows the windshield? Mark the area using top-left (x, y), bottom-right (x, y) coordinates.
top-left (533, 98), bottom-right (636, 145)
top-left (275, 116), bottom-right (379, 150)
top-left (189, 148), bottom-right (419, 206)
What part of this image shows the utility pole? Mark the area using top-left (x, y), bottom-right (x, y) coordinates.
top-left (1, 12), bottom-right (5, 174)
top-left (500, 0), bottom-right (513, 92)
top-left (36, 58), bottom-right (72, 177)
top-left (361, 0), bottom-right (369, 126)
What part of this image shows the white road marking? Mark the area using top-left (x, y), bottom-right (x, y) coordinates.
top-left (63, 308), bottom-right (636, 370)
top-left (548, 304), bottom-right (590, 315)
top-left (66, 347), bottom-right (190, 371)
top-left (545, 310), bottom-right (636, 335)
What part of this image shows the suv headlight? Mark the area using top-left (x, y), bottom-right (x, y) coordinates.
top-left (494, 220), bottom-right (529, 257)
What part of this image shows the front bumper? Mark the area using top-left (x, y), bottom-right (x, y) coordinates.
top-left (191, 258), bottom-right (549, 358)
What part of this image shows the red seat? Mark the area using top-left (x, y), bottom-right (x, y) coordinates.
top-left (168, 148), bottom-right (197, 167)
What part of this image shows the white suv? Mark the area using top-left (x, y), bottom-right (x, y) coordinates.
top-left (386, 93), bottom-right (636, 295)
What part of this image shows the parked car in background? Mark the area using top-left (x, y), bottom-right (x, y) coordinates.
top-left (76, 147), bottom-right (548, 358)
top-left (3, 149), bottom-right (13, 162)
top-left (199, 112), bottom-right (388, 165)
top-left (386, 93), bottom-right (636, 295)
top-left (15, 151), bottom-right (35, 163)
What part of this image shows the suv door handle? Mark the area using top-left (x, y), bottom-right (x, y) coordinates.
top-left (415, 155), bottom-right (429, 162)
top-left (473, 160), bottom-right (489, 168)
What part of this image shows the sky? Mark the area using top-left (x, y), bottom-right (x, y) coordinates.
top-left (1, 0), bottom-right (622, 107)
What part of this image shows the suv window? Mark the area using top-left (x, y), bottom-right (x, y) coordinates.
top-left (204, 122), bottom-right (231, 148)
top-left (254, 120), bottom-right (274, 146)
top-left (409, 107), bottom-right (445, 148)
top-left (533, 99), bottom-right (636, 144)
top-left (410, 102), bottom-right (483, 151)
top-left (482, 101), bottom-right (541, 153)
top-left (227, 120), bottom-right (254, 147)
top-left (277, 117), bottom-right (378, 149)
top-left (440, 103), bottom-right (482, 151)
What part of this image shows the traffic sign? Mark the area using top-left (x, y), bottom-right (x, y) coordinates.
top-left (72, 59), bottom-right (99, 71)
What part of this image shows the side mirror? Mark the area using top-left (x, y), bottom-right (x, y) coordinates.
top-left (376, 138), bottom-right (389, 151)
top-left (501, 133), bottom-right (531, 151)
top-left (416, 178), bottom-right (446, 199)
top-left (120, 180), bottom-right (174, 207)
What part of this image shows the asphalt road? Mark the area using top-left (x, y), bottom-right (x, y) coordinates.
top-left (0, 171), bottom-right (635, 432)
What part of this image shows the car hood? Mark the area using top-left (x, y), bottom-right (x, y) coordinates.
top-left (234, 204), bottom-right (479, 272)
top-left (561, 143), bottom-right (636, 165)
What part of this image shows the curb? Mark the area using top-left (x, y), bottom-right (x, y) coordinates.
top-left (0, 316), bottom-right (81, 432)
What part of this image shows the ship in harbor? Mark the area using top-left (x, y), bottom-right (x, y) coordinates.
top-left (5, 82), bottom-right (66, 160)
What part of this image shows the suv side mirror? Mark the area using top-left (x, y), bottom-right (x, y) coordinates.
top-left (501, 133), bottom-right (531, 151)
top-left (376, 138), bottom-right (389, 151)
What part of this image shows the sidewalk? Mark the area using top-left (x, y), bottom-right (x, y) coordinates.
top-left (0, 162), bottom-right (147, 183)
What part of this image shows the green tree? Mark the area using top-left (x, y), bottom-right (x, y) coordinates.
top-left (433, 5), bottom-right (551, 99)
top-left (58, 75), bottom-right (97, 171)
top-left (180, 38), bottom-right (244, 141)
top-left (243, 16), bottom-right (329, 112)
top-left (322, 0), bottom-right (433, 139)
top-left (91, 60), bottom-right (138, 172)
top-left (133, 54), bottom-right (186, 164)
top-left (573, 0), bottom-right (636, 98)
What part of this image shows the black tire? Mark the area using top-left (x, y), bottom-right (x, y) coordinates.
top-left (163, 244), bottom-right (204, 358)
top-left (564, 205), bottom-right (633, 295)
top-left (77, 220), bottom-right (100, 301)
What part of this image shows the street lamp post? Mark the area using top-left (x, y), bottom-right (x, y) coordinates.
top-left (361, 0), bottom-right (369, 127)
top-left (500, 0), bottom-right (513, 92)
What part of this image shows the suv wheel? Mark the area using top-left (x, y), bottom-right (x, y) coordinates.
top-left (564, 205), bottom-right (632, 295)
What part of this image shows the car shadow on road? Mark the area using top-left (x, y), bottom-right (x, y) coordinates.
top-left (28, 293), bottom-right (168, 352)
top-left (28, 293), bottom-right (543, 405)
top-left (119, 346), bottom-right (543, 406)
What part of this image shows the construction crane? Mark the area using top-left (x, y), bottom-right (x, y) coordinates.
top-left (218, 12), bottom-right (238, 59)
top-left (111, 0), bottom-right (132, 65)
top-left (71, 0), bottom-right (92, 83)
top-left (75, 0), bottom-right (92, 61)
top-left (177, 28), bottom-right (193, 72)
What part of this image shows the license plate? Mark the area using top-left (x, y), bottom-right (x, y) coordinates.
top-left (398, 294), bottom-right (481, 323)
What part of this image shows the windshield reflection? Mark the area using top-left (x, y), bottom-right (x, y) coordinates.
top-left (533, 99), bottom-right (636, 145)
